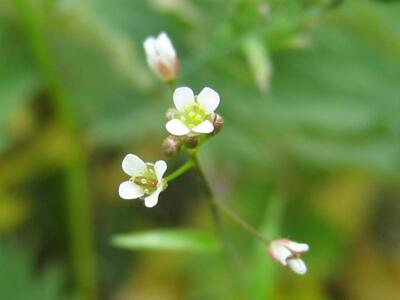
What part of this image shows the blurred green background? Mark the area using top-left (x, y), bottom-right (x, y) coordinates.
top-left (1, 0), bottom-right (400, 299)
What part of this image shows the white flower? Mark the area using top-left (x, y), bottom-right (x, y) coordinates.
top-left (118, 154), bottom-right (167, 208)
top-left (268, 239), bottom-right (309, 275)
top-left (143, 32), bottom-right (179, 82)
top-left (165, 87), bottom-right (220, 136)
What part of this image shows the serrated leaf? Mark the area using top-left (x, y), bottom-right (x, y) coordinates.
top-left (112, 228), bottom-right (221, 253)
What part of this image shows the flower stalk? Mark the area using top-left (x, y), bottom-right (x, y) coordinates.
top-left (165, 160), bottom-right (195, 182)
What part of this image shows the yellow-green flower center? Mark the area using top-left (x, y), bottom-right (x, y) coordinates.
top-left (130, 165), bottom-right (158, 195)
top-left (179, 102), bottom-right (207, 129)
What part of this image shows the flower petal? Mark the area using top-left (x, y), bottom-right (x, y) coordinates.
top-left (287, 258), bottom-right (307, 275)
top-left (156, 32), bottom-right (176, 64)
top-left (197, 87), bottom-right (220, 114)
top-left (143, 37), bottom-right (158, 66)
top-left (154, 160), bottom-right (167, 181)
top-left (119, 181), bottom-right (144, 200)
top-left (173, 87), bottom-right (195, 111)
top-left (122, 154), bottom-right (147, 176)
top-left (270, 244), bottom-right (292, 266)
top-left (166, 119), bottom-right (191, 136)
top-left (144, 188), bottom-right (161, 208)
top-left (286, 241), bottom-right (309, 253)
top-left (192, 120), bottom-right (214, 134)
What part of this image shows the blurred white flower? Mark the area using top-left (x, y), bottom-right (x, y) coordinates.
top-left (143, 32), bottom-right (179, 82)
top-left (119, 154), bottom-right (167, 208)
top-left (268, 239), bottom-right (309, 275)
top-left (166, 87), bottom-right (220, 136)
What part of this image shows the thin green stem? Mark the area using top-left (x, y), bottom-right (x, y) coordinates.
top-left (191, 152), bottom-right (247, 298)
top-left (165, 160), bottom-right (195, 182)
top-left (13, 1), bottom-right (97, 299)
top-left (212, 198), bottom-right (270, 245)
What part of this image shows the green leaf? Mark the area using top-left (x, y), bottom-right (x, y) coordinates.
top-left (242, 35), bottom-right (273, 93)
top-left (112, 228), bottom-right (221, 253)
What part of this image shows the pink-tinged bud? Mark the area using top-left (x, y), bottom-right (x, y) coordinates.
top-left (183, 135), bottom-right (198, 149)
top-left (162, 136), bottom-right (181, 156)
top-left (143, 32), bottom-right (179, 82)
top-left (268, 239), bottom-right (309, 275)
top-left (212, 114), bottom-right (224, 135)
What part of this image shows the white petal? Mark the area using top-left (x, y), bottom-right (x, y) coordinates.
top-left (144, 188), bottom-right (161, 208)
top-left (270, 244), bottom-right (292, 266)
top-left (197, 87), bottom-right (220, 114)
top-left (119, 181), bottom-right (144, 200)
top-left (286, 241), bottom-right (309, 253)
top-left (192, 120), bottom-right (214, 134)
top-left (173, 87), bottom-right (195, 111)
top-left (122, 154), bottom-right (147, 176)
top-left (143, 37), bottom-right (158, 66)
top-left (166, 119), bottom-right (190, 136)
top-left (287, 258), bottom-right (307, 275)
top-left (154, 160), bottom-right (167, 181)
top-left (156, 32), bottom-right (176, 64)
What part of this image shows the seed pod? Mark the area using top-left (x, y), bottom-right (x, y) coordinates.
top-left (212, 114), bottom-right (224, 135)
top-left (162, 136), bottom-right (181, 156)
top-left (183, 135), bottom-right (198, 148)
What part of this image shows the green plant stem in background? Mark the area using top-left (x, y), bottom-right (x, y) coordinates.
top-left (165, 160), bottom-right (195, 182)
top-left (13, 1), bottom-right (98, 299)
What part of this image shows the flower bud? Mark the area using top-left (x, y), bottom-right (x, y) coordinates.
top-left (183, 135), bottom-right (198, 149)
top-left (162, 136), bottom-right (181, 156)
top-left (143, 32), bottom-right (179, 82)
top-left (268, 239), bottom-right (309, 275)
top-left (212, 114), bottom-right (224, 135)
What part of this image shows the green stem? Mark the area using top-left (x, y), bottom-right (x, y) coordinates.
top-left (191, 152), bottom-right (247, 298)
top-left (165, 160), bottom-right (195, 182)
top-left (212, 198), bottom-right (270, 245)
top-left (13, 1), bottom-right (97, 299)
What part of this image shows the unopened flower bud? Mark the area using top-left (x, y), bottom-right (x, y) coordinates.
top-left (165, 108), bottom-right (178, 120)
top-left (162, 136), bottom-right (181, 156)
top-left (183, 135), bottom-right (198, 149)
top-left (212, 114), bottom-right (224, 135)
top-left (143, 32), bottom-right (179, 82)
top-left (268, 239), bottom-right (309, 275)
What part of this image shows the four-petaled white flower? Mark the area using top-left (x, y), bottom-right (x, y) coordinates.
top-left (143, 32), bottom-right (179, 82)
top-left (268, 239), bottom-right (309, 275)
top-left (166, 87), bottom-right (220, 136)
top-left (119, 154), bottom-right (167, 208)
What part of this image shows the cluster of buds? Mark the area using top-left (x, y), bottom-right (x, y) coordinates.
top-left (269, 239), bottom-right (309, 275)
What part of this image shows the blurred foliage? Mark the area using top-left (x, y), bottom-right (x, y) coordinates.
top-left (0, 0), bottom-right (400, 299)
top-left (0, 242), bottom-right (72, 300)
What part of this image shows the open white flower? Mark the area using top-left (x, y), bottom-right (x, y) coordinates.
top-left (118, 154), bottom-right (167, 208)
top-left (166, 87), bottom-right (220, 136)
top-left (143, 32), bottom-right (179, 82)
top-left (268, 239), bottom-right (309, 275)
